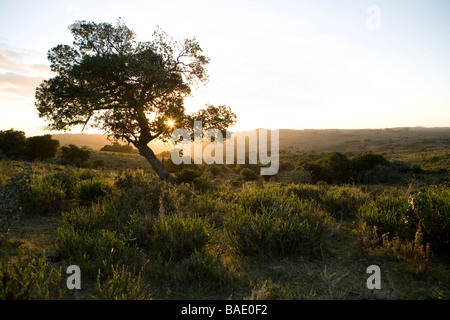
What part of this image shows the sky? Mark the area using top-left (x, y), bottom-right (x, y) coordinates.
top-left (0, 0), bottom-right (449, 136)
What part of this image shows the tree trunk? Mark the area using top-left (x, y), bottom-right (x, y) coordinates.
top-left (138, 144), bottom-right (175, 183)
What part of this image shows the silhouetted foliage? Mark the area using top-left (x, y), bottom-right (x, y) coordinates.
top-left (59, 144), bottom-right (91, 166)
top-left (351, 151), bottom-right (390, 172)
top-left (0, 129), bottom-right (26, 158)
top-left (23, 135), bottom-right (60, 161)
top-left (240, 168), bottom-right (259, 181)
top-left (175, 168), bottom-right (201, 184)
top-left (301, 151), bottom-right (396, 184)
top-left (303, 152), bottom-right (353, 183)
top-left (100, 142), bottom-right (136, 154)
top-left (358, 164), bottom-right (402, 184)
top-left (35, 19), bottom-right (236, 182)
top-left (0, 129), bottom-right (59, 161)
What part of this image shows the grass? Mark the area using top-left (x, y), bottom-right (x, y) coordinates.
top-left (1, 148), bottom-right (449, 300)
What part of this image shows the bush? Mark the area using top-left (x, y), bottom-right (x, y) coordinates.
top-left (224, 189), bottom-right (334, 257)
top-left (96, 264), bottom-right (150, 300)
top-left (193, 176), bottom-right (216, 192)
top-left (302, 152), bottom-right (353, 183)
top-left (76, 179), bottom-right (113, 205)
top-left (320, 186), bottom-right (369, 219)
top-left (208, 163), bottom-right (222, 176)
top-left (392, 160), bottom-right (411, 173)
top-left (240, 168), bottom-right (259, 181)
top-left (0, 165), bottom-right (31, 232)
top-left (301, 151), bottom-right (395, 184)
top-left (175, 169), bottom-right (201, 184)
top-left (356, 186), bottom-right (450, 256)
top-left (0, 254), bottom-right (66, 299)
top-left (286, 169), bottom-right (312, 184)
top-left (92, 159), bottom-right (107, 169)
top-left (21, 175), bottom-right (68, 216)
top-left (115, 169), bottom-right (165, 214)
top-left (351, 151), bottom-right (390, 173)
top-left (45, 169), bottom-right (80, 198)
top-left (0, 129), bottom-right (26, 158)
top-left (143, 213), bottom-right (213, 261)
top-left (100, 142), bottom-right (136, 154)
top-left (59, 144), bottom-right (91, 166)
top-left (0, 130), bottom-right (59, 161)
top-left (358, 164), bottom-right (402, 184)
top-left (23, 135), bottom-right (60, 161)
top-left (57, 203), bottom-right (138, 278)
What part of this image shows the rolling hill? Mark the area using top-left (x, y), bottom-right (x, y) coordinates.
top-left (52, 127), bottom-right (450, 155)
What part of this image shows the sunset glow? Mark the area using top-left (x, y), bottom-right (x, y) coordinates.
top-left (0, 0), bottom-right (449, 136)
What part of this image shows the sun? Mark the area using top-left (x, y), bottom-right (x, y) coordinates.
top-left (166, 119), bottom-right (175, 128)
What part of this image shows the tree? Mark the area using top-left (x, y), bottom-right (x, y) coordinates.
top-left (0, 129), bottom-right (26, 158)
top-left (23, 135), bottom-right (60, 161)
top-left (35, 19), bottom-right (236, 183)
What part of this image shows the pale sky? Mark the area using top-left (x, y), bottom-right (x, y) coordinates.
top-left (0, 0), bottom-right (449, 136)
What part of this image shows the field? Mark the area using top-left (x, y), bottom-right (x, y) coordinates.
top-left (1, 129), bottom-right (449, 300)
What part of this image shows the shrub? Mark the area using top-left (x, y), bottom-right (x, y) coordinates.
top-left (208, 163), bottom-right (222, 176)
top-left (23, 135), bottom-right (60, 161)
top-left (115, 169), bottom-right (165, 214)
top-left (100, 142), bottom-right (136, 154)
top-left (1, 164), bottom-right (33, 229)
top-left (144, 213), bottom-right (213, 261)
top-left (286, 169), bottom-right (313, 184)
top-left (0, 129), bottom-right (26, 158)
top-left (356, 186), bottom-right (450, 256)
top-left (175, 169), bottom-right (201, 184)
top-left (172, 251), bottom-right (222, 285)
top-left (408, 187), bottom-right (450, 254)
top-left (358, 165), bottom-right (402, 184)
top-left (237, 187), bottom-right (283, 215)
top-left (92, 159), bottom-right (107, 169)
top-left (193, 176), bottom-right (216, 192)
top-left (392, 160), bottom-right (411, 173)
top-left (127, 211), bottom-right (213, 261)
top-left (57, 203), bottom-right (138, 278)
top-left (351, 151), bottom-right (390, 173)
top-left (320, 186), bottom-right (370, 220)
top-left (21, 175), bottom-right (68, 216)
top-left (0, 255), bottom-right (66, 299)
top-left (301, 151), bottom-right (394, 184)
top-left (59, 144), bottom-right (91, 166)
top-left (0, 166), bottom-right (31, 232)
top-left (224, 190), bottom-right (334, 257)
top-left (285, 183), bottom-right (327, 201)
top-left (76, 179), bottom-right (114, 205)
top-left (96, 264), bottom-right (150, 300)
top-left (302, 152), bottom-right (353, 183)
top-left (240, 168), bottom-right (259, 181)
top-left (45, 169), bottom-right (80, 198)
top-left (279, 160), bottom-right (294, 171)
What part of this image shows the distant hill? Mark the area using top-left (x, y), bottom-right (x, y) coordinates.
top-left (52, 127), bottom-right (450, 156)
top-left (277, 127), bottom-right (450, 153)
top-left (51, 133), bottom-right (171, 154)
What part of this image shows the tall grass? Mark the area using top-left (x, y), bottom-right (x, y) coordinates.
top-left (224, 188), bottom-right (335, 257)
top-left (355, 185), bottom-right (450, 258)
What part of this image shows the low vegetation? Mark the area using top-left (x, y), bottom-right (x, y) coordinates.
top-left (0, 144), bottom-right (449, 300)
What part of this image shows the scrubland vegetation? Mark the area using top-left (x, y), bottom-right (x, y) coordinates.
top-left (1, 135), bottom-right (449, 300)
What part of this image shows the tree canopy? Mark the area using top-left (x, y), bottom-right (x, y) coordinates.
top-left (35, 19), bottom-right (236, 182)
